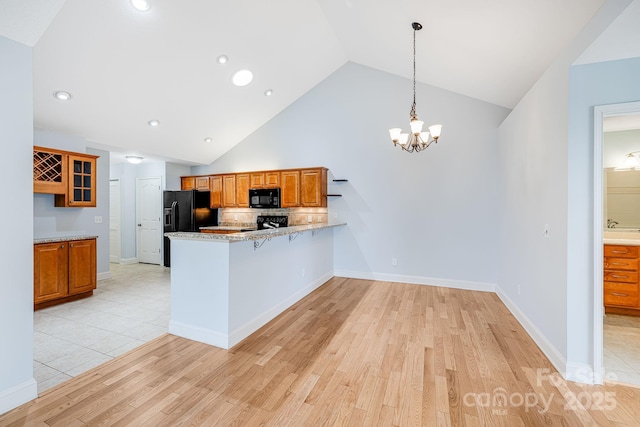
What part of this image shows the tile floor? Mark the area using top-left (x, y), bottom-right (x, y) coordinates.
top-left (604, 313), bottom-right (640, 386)
top-left (34, 262), bottom-right (170, 394)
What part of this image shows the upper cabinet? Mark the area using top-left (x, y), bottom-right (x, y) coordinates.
top-left (180, 167), bottom-right (328, 208)
top-left (281, 170), bottom-right (300, 207)
top-left (33, 146), bottom-right (99, 208)
top-left (300, 168), bottom-right (327, 207)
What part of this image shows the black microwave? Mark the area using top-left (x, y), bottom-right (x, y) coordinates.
top-left (249, 188), bottom-right (281, 208)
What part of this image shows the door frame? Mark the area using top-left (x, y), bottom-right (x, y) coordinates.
top-left (135, 176), bottom-right (162, 265)
top-left (109, 179), bottom-right (122, 263)
top-left (593, 100), bottom-right (640, 384)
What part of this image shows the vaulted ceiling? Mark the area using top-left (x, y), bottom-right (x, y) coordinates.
top-left (1, 0), bottom-right (607, 165)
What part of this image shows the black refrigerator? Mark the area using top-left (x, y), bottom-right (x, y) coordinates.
top-left (163, 190), bottom-right (217, 267)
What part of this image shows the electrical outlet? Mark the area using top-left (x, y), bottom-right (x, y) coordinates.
top-left (94, 216), bottom-right (102, 224)
top-left (317, 215), bottom-right (322, 222)
top-left (333, 212), bottom-right (338, 219)
top-left (233, 214), bottom-right (238, 221)
top-left (392, 258), bottom-right (398, 266)
top-left (307, 215), bottom-right (312, 223)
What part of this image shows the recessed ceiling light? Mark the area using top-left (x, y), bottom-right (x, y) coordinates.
top-left (131, 0), bottom-right (150, 11)
top-left (232, 70), bottom-right (253, 87)
top-left (148, 119), bottom-right (159, 127)
top-left (204, 137), bottom-right (213, 143)
top-left (53, 91), bottom-right (71, 101)
top-left (217, 55), bottom-right (228, 64)
top-left (264, 89), bottom-right (273, 97)
top-left (125, 156), bottom-right (144, 164)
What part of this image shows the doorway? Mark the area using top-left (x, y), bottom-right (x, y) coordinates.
top-left (594, 101), bottom-right (640, 386)
top-left (136, 177), bottom-right (162, 265)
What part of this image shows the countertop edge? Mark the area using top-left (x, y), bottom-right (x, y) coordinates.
top-left (604, 238), bottom-right (640, 246)
top-left (34, 235), bottom-right (98, 244)
top-left (165, 222), bottom-right (347, 242)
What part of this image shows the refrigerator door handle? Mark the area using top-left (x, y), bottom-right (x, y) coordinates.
top-left (171, 201), bottom-right (178, 232)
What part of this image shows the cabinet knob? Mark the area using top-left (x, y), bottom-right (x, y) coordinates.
top-left (60, 244), bottom-right (64, 248)
top-left (611, 292), bottom-right (629, 297)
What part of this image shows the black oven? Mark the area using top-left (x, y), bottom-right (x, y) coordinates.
top-left (249, 188), bottom-right (281, 208)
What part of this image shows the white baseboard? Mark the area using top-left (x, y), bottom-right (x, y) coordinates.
top-left (494, 284), bottom-right (567, 378)
top-left (168, 321), bottom-right (229, 349)
top-left (228, 272), bottom-right (333, 348)
top-left (0, 378), bottom-right (37, 416)
top-left (565, 362), bottom-right (596, 384)
top-left (334, 269), bottom-right (495, 293)
top-left (97, 271), bottom-right (112, 281)
top-left (119, 258), bottom-right (138, 265)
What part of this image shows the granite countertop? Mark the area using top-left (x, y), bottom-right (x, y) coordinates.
top-left (34, 235), bottom-right (98, 244)
top-left (166, 222), bottom-right (346, 242)
top-left (201, 225), bottom-right (258, 232)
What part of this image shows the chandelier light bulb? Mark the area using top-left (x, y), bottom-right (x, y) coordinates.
top-left (428, 124), bottom-right (443, 140)
top-left (410, 119), bottom-right (424, 134)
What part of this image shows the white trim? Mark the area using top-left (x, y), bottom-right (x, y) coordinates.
top-left (168, 321), bottom-right (229, 349)
top-left (495, 284), bottom-right (567, 377)
top-left (97, 271), bottom-right (112, 281)
top-left (118, 258), bottom-right (138, 265)
top-left (0, 378), bottom-right (37, 416)
top-left (228, 272), bottom-right (333, 347)
top-left (334, 269), bottom-right (495, 292)
top-left (593, 101), bottom-right (640, 385)
top-left (566, 362), bottom-right (596, 384)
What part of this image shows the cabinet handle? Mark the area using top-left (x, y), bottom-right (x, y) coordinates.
top-left (612, 250), bottom-right (629, 254)
top-left (610, 275), bottom-right (629, 279)
top-left (611, 292), bottom-right (629, 297)
top-left (610, 262), bottom-right (628, 266)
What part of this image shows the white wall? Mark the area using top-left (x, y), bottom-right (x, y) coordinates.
top-left (496, 0), bottom-right (633, 380)
top-left (33, 130), bottom-right (110, 278)
top-left (0, 35), bottom-right (37, 415)
top-left (193, 62), bottom-right (510, 289)
top-left (166, 162), bottom-right (191, 191)
top-left (567, 56), bottom-right (640, 371)
top-left (603, 129), bottom-right (640, 167)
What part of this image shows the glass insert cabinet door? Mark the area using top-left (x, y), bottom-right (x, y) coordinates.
top-left (67, 155), bottom-right (97, 207)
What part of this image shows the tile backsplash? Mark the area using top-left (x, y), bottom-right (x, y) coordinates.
top-left (219, 208), bottom-right (328, 227)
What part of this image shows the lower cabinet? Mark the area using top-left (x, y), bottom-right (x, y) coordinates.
top-left (34, 238), bottom-right (96, 309)
top-left (604, 244), bottom-right (640, 315)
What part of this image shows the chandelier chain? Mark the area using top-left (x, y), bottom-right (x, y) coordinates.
top-left (411, 26), bottom-right (417, 119)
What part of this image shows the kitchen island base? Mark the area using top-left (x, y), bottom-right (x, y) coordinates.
top-left (168, 227), bottom-right (335, 349)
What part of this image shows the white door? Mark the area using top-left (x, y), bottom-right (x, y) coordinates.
top-left (109, 179), bottom-right (121, 263)
top-left (136, 177), bottom-right (162, 265)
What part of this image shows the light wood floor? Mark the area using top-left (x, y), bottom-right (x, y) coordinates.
top-left (3, 277), bottom-right (640, 426)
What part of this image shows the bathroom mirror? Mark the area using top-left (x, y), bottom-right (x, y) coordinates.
top-left (604, 117), bottom-right (640, 230)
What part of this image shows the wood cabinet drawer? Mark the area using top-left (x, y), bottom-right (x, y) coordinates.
top-left (604, 271), bottom-right (638, 283)
top-left (604, 282), bottom-right (639, 307)
top-left (604, 257), bottom-right (638, 271)
top-left (604, 245), bottom-right (638, 259)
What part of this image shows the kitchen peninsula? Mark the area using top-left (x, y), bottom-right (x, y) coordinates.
top-left (165, 222), bottom-right (345, 349)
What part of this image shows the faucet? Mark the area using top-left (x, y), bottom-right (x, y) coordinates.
top-left (607, 219), bottom-right (618, 228)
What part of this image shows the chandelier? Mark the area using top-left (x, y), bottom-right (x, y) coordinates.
top-left (389, 22), bottom-right (442, 153)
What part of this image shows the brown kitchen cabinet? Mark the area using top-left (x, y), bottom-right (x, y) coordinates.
top-left (34, 146), bottom-right (99, 207)
top-left (236, 173), bottom-right (250, 207)
top-left (34, 238), bottom-right (97, 309)
top-left (300, 168), bottom-right (327, 207)
top-left (181, 176), bottom-right (210, 191)
top-left (604, 244), bottom-right (640, 315)
top-left (179, 166), bottom-right (327, 208)
top-left (281, 170), bottom-right (300, 207)
top-left (222, 175), bottom-right (237, 207)
top-left (209, 175), bottom-right (223, 208)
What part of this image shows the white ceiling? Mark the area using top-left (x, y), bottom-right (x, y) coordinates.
top-left (0, 0), bottom-right (610, 165)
